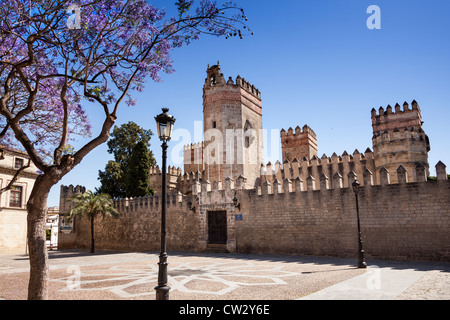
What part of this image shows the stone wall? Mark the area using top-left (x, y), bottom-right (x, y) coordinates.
top-left (58, 162), bottom-right (450, 262)
top-left (234, 172), bottom-right (450, 261)
top-left (58, 187), bottom-right (201, 252)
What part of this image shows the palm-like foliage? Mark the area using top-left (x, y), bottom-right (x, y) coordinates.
top-left (68, 190), bottom-right (119, 253)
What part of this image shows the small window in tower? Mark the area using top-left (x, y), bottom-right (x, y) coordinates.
top-left (244, 120), bottom-right (254, 148)
top-left (245, 136), bottom-right (250, 148)
top-left (212, 121), bottom-right (216, 128)
top-left (211, 75), bottom-right (216, 86)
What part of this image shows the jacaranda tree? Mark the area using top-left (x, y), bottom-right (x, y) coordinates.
top-left (0, 0), bottom-right (251, 299)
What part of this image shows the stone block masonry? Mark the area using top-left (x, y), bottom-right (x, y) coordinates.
top-left (58, 189), bottom-right (202, 252)
top-left (234, 169), bottom-right (449, 261)
top-left (57, 63), bottom-right (449, 263)
top-left (58, 162), bottom-right (450, 262)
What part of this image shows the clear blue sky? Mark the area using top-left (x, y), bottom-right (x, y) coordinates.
top-left (47, 0), bottom-right (450, 206)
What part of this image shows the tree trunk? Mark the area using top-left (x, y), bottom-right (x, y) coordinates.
top-left (25, 115), bottom-right (115, 299)
top-left (26, 175), bottom-right (55, 300)
top-left (90, 215), bottom-right (95, 253)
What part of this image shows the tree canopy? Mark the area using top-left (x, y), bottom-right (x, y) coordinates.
top-left (125, 140), bottom-right (153, 197)
top-left (97, 121), bottom-right (155, 198)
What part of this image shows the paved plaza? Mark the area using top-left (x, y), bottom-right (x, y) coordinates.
top-left (0, 250), bottom-right (449, 300)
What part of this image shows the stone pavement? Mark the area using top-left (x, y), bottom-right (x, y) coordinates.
top-left (0, 249), bottom-right (449, 300)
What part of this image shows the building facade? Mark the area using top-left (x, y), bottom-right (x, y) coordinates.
top-left (0, 145), bottom-right (39, 253)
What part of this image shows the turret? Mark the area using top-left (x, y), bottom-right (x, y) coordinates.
top-left (202, 62), bottom-right (263, 188)
top-left (371, 100), bottom-right (430, 183)
top-left (280, 124), bottom-right (318, 163)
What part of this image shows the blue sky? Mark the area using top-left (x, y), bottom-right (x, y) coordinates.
top-left (47, 0), bottom-right (450, 206)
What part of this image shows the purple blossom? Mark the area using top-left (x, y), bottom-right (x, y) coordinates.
top-left (1, 0), bottom-right (249, 163)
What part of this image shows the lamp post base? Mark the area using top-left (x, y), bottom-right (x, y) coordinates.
top-left (155, 285), bottom-right (170, 300)
top-left (358, 248), bottom-right (367, 268)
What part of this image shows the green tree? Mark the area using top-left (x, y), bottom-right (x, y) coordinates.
top-left (125, 141), bottom-right (154, 197)
top-left (97, 121), bottom-right (156, 198)
top-left (68, 191), bottom-right (119, 253)
top-left (107, 121), bottom-right (155, 167)
top-left (97, 160), bottom-right (125, 198)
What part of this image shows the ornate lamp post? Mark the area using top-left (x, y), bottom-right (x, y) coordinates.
top-left (154, 108), bottom-right (176, 300)
top-left (352, 179), bottom-right (367, 268)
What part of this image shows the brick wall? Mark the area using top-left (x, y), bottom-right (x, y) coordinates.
top-left (58, 192), bottom-right (200, 252)
top-left (234, 177), bottom-right (450, 261)
top-left (58, 162), bottom-right (450, 262)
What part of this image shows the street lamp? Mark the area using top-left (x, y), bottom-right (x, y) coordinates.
top-left (352, 179), bottom-right (367, 268)
top-left (154, 108), bottom-right (176, 300)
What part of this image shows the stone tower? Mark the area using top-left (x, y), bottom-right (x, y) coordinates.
top-left (202, 62), bottom-right (264, 188)
top-left (371, 100), bottom-right (430, 183)
top-left (280, 125), bottom-right (318, 163)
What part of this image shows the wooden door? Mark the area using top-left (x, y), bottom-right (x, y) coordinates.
top-left (208, 211), bottom-right (227, 244)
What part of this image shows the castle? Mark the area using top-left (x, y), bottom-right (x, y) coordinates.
top-left (58, 63), bottom-right (450, 262)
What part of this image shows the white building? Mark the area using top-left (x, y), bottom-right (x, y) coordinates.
top-left (46, 207), bottom-right (59, 250)
top-left (0, 145), bottom-right (39, 253)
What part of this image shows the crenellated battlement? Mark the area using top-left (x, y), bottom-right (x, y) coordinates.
top-left (59, 184), bottom-right (86, 217)
top-left (371, 100), bottom-right (423, 133)
top-left (371, 100), bottom-right (419, 117)
top-left (235, 75), bottom-right (261, 99)
top-left (112, 191), bottom-right (194, 214)
top-left (280, 124), bottom-right (318, 163)
top-left (148, 165), bottom-right (182, 194)
top-left (203, 63), bottom-right (261, 104)
top-left (261, 148), bottom-right (376, 188)
top-left (194, 161), bottom-right (447, 201)
top-left (60, 184), bottom-right (86, 195)
top-left (183, 142), bottom-right (205, 174)
top-left (100, 161), bottom-right (448, 214)
top-left (371, 100), bottom-right (430, 184)
top-left (148, 165), bottom-right (182, 177)
top-left (280, 124), bottom-right (317, 139)
top-left (183, 142), bottom-right (204, 153)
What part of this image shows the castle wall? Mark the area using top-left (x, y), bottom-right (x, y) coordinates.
top-left (58, 188), bottom-right (201, 252)
top-left (57, 185), bottom-right (86, 249)
top-left (261, 148), bottom-right (377, 189)
top-left (58, 162), bottom-right (450, 262)
top-left (235, 171), bottom-right (450, 261)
